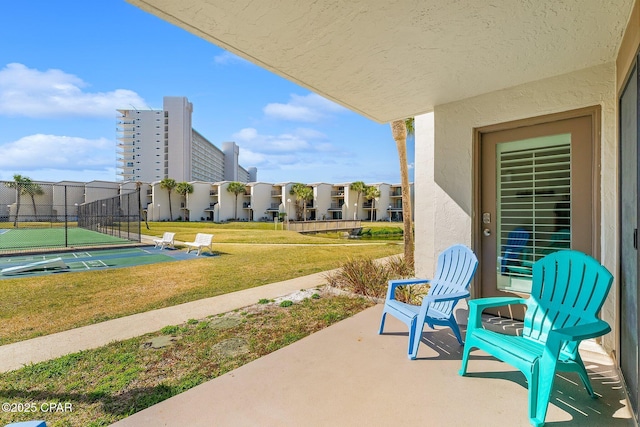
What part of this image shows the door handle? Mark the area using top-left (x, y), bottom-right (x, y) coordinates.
top-left (483, 228), bottom-right (491, 237)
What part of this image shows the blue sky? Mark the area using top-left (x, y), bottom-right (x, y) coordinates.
top-left (0, 1), bottom-right (413, 184)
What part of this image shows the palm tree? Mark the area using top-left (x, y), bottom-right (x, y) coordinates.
top-left (22, 179), bottom-right (44, 221)
top-left (226, 181), bottom-right (247, 220)
top-left (390, 117), bottom-right (415, 268)
top-left (159, 178), bottom-right (177, 221)
top-left (349, 181), bottom-right (367, 220)
top-left (5, 174), bottom-right (29, 227)
top-left (364, 185), bottom-right (381, 221)
top-left (176, 182), bottom-right (194, 221)
top-left (289, 183), bottom-right (314, 221)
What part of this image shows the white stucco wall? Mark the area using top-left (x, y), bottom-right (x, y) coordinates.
top-left (415, 62), bottom-right (618, 352)
top-left (249, 183), bottom-right (273, 221)
top-left (187, 182), bottom-right (214, 221)
top-left (314, 183), bottom-right (332, 220)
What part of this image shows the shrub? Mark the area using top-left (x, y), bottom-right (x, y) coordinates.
top-left (279, 300), bottom-right (294, 307)
top-left (160, 325), bottom-right (180, 335)
top-left (325, 256), bottom-right (425, 303)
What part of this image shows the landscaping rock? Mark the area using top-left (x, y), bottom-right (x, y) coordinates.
top-left (212, 337), bottom-right (249, 357)
top-left (209, 316), bottom-right (242, 330)
top-left (140, 335), bottom-right (181, 349)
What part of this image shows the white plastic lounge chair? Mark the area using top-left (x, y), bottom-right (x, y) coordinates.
top-left (153, 232), bottom-right (175, 249)
top-left (185, 233), bottom-right (214, 255)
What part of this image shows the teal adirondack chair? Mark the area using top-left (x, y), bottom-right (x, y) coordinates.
top-left (459, 250), bottom-right (613, 427)
top-left (379, 244), bottom-right (478, 359)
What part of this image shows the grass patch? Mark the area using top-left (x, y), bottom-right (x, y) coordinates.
top-left (146, 221), bottom-right (402, 244)
top-left (0, 239), bottom-right (401, 345)
top-left (0, 293), bottom-right (373, 427)
top-left (144, 221), bottom-right (344, 244)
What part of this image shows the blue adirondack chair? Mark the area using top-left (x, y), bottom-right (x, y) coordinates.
top-left (500, 227), bottom-right (530, 274)
top-left (459, 250), bottom-right (613, 427)
top-left (379, 244), bottom-right (478, 359)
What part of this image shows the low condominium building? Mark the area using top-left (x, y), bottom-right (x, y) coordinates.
top-left (2, 179), bottom-right (413, 224)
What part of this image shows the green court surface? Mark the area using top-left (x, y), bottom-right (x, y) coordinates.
top-left (0, 247), bottom-right (189, 279)
top-left (0, 228), bottom-right (135, 251)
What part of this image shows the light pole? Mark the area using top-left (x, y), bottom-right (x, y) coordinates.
top-left (286, 199), bottom-right (291, 229)
top-left (353, 203), bottom-right (357, 220)
top-left (388, 205), bottom-right (392, 222)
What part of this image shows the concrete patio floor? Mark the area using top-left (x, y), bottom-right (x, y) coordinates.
top-left (112, 304), bottom-right (635, 427)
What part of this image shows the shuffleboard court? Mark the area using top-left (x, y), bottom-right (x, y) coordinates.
top-left (0, 246), bottom-right (205, 278)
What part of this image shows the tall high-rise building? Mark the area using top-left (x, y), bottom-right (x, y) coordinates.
top-left (116, 96), bottom-right (254, 183)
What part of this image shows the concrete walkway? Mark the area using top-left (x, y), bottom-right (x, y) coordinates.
top-left (112, 305), bottom-right (634, 427)
top-left (0, 269), bottom-right (333, 373)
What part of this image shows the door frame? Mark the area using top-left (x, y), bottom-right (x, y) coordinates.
top-left (618, 54), bottom-right (640, 420)
top-left (472, 106), bottom-right (602, 301)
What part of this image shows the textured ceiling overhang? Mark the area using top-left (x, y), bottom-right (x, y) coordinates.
top-left (127, 0), bottom-right (634, 123)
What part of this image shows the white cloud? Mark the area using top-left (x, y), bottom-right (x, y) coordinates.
top-left (213, 51), bottom-right (252, 66)
top-left (239, 146), bottom-right (343, 174)
top-left (234, 126), bottom-right (351, 180)
top-left (0, 63), bottom-right (146, 118)
top-left (234, 127), bottom-right (259, 141)
top-left (0, 134), bottom-right (114, 172)
top-left (263, 93), bottom-right (348, 122)
top-left (233, 127), bottom-right (333, 153)
top-left (295, 128), bottom-right (328, 139)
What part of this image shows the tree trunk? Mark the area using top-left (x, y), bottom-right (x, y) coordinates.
top-left (168, 191), bottom-right (173, 221)
top-left (14, 193), bottom-right (20, 228)
top-left (372, 198), bottom-right (375, 221)
top-left (31, 196), bottom-right (37, 221)
top-left (391, 120), bottom-right (414, 268)
top-left (234, 194), bottom-right (239, 220)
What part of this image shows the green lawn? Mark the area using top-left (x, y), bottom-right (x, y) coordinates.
top-left (0, 293), bottom-right (373, 427)
top-left (0, 221), bottom-right (402, 426)
top-left (0, 221), bottom-right (402, 344)
top-left (143, 220), bottom-right (402, 244)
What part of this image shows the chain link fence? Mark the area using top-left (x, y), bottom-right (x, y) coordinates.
top-left (0, 181), bottom-right (141, 253)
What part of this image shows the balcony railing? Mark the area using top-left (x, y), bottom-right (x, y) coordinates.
top-left (287, 220), bottom-right (361, 234)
